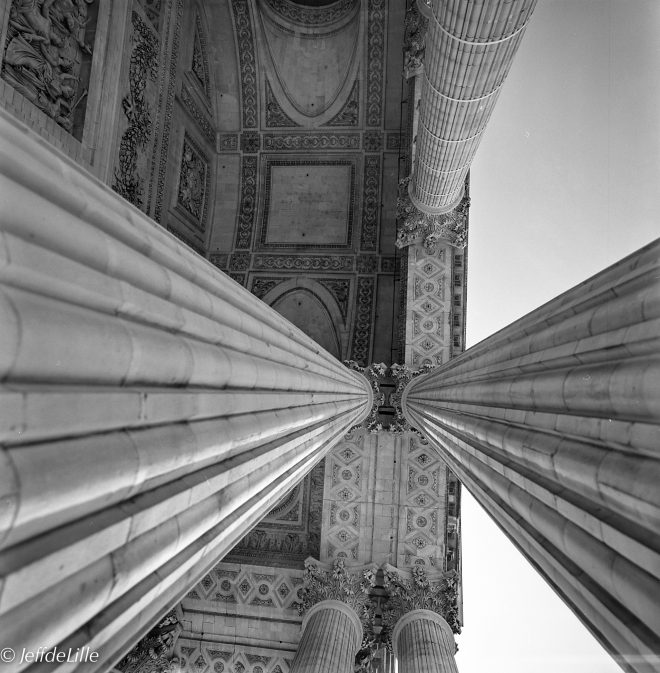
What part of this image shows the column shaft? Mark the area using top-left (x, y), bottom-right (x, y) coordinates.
top-left (403, 240), bottom-right (660, 673)
top-left (393, 610), bottom-right (458, 673)
top-left (291, 600), bottom-right (363, 673)
top-left (411, 0), bottom-right (537, 212)
top-left (0, 110), bottom-right (372, 671)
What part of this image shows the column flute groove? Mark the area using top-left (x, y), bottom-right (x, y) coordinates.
top-left (402, 239), bottom-right (660, 673)
top-left (0, 110), bottom-right (373, 672)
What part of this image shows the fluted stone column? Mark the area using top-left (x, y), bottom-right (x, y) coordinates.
top-left (412, 0), bottom-right (537, 212)
top-left (393, 610), bottom-right (458, 673)
top-left (291, 600), bottom-right (363, 673)
top-left (402, 240), bottom-right (660, 673)
top-left (0, 110), bottom-right (372, 671)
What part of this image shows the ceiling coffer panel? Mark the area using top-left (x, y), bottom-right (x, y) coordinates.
top-left (260, 2), bottom-right (360, 118)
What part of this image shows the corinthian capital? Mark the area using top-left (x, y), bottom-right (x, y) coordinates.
top-left (298, 557), bottom-right (377, 618)
top-left (382, 564), bottom-right (461, 635)
top-left (396, 178), bottom-right (470, 251)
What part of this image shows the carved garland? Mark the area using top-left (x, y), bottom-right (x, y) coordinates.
top-left (112, 11), bottom-right (159, 208)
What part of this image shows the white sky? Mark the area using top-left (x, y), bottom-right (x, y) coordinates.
top-left (454, 1), bottom-right (659, 671)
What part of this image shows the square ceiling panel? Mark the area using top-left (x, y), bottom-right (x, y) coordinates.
top-left (259, 157), bottom-right (356, 248)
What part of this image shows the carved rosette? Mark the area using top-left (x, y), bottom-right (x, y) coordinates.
top-left (382, 565), bottom-right (461, 639)
top-left (115, 611), bottom-right (182, 673)
top-left (396, 178), bottom-right (469, 251)
top-left (343, 361), bottom-right (386, 434)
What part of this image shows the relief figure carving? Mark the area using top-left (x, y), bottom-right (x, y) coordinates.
top-left (2, 0), bottom-right (96, 137)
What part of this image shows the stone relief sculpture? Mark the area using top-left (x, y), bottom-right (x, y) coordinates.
top-left (1, 0), bottom-right (96, 136)
top-left (402, 0), bottom-right (427, 79)
top-left (176, 136), bottom-right (208, 223)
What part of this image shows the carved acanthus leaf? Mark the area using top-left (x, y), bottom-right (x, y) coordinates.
top-left (298, 557), bottom-right (376, 621)
top-left (116, 610), bottom-right (182, 673)
top-left (344, 362), bottom-right (386, 434)
top-left (389, 362), bottom-right (434, 434)
top-left (382, 564), bottom-right (461, 635)
top-left (396, 178), bottom-right (469, 251)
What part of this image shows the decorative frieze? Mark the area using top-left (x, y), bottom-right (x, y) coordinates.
top-left (112, 11), bottom-right (159, 208)
top-left (396, 178), bottom-right (469, 251)
top-left (350, 276), bottom-right (375, 365)
top-left (253, 254), bottom-right (354, 272)
top-left (263, 133), bottom-right (360, 151)
top-left (366, 0), bottom-right (385, 127)
top-left (2, 0), bottom-right (97, 138)
top-left (232, 0), bottom-right (258, 128)
top-left (360, 156), bottom-right (381, 250)
top-left (235, 155), bottom-right (258, 248)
